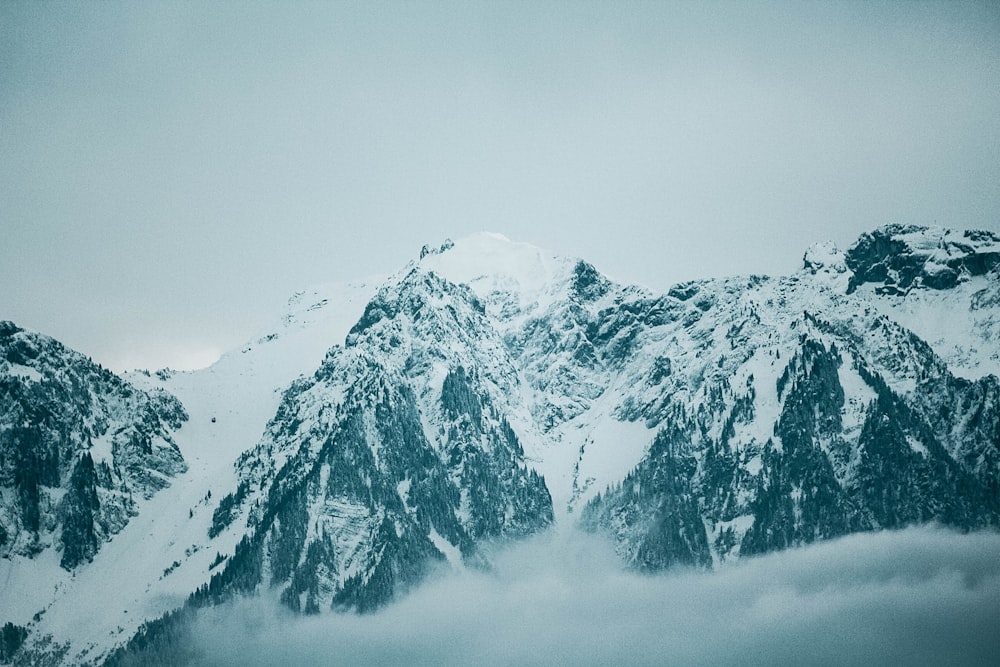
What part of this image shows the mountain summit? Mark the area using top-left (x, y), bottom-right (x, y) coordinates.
top-left (2, 225), bottom-right (998, 665)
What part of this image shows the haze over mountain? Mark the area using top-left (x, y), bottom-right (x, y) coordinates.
top-left (1, 224), bottom-right (998, 665)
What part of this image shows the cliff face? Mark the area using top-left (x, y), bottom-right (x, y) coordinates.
top-left (195, 270), bottom-right (552, 613)
top-left (845, 225), bottom-right (1000, 294)
top-left (6, 226), bottom-right (1000, 666)
top-left (579, 226), bottom-right (1000, 568)
top-left (201, 225), bottom-right (1000, 592)
top-left (0, 321), bottom-right (187, 569)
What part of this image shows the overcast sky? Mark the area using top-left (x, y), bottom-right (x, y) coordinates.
top-left (2, 1), bottom-right (998, 371)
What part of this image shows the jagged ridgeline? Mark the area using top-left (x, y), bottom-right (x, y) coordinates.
top-left (108, 270), bottom-right (554, 662)
top-left (581, 226), bottom-right (1000, 569)
top-left (190, 270), bottom-right (552, 613)
top-left (11, 225), bottom-right (1000, 666)
top-left (0, 321), bottom-right (187, 569)
top-left (582, 333), bottom-right (1000, 567)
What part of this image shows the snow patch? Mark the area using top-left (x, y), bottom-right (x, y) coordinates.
top-left (88, 433), bottom-right (114, 465)
top-left (837, 351), bottom-right (878, 437)
top-left (864, 274), bottom-right (1000, 379)
top-left (907, 435), bottom-right (929, 457)
top-left (8, 363), bottom-right (43, 383)
top-left (420, 231), bottom-right (571, 302)
top-left (803, 241), bottom-right (847, 275)
top-left (428, 528), bottom-right (463, 568)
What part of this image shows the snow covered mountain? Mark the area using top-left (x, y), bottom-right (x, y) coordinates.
top-left (578, 225), bottom-right (1000, 568)
top-left (0, 321), bottom-right (187, 569)
top-left (2, 225), bottom-right (999, 665)
top-left (190, 267), bottom-right (552, 615)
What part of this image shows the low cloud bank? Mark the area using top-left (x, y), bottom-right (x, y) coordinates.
top-left (187, 526), bottom-right (1000, 666)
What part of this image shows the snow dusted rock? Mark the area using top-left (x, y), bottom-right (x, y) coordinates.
top-left (802, 240), bottom-right (847, 275)
top-left (846, 224), bottom-right (1000, 294)
top-left (0, 321), bottom-right (187, 568)
top-left (847, 226), bottom-right (1000, 379)
top-left (192, 267), bottom-right (552, 614)
top-left (581, 227), bottom-right (1000, 569)
top-left (8, 225), bottom-right (1000, 665)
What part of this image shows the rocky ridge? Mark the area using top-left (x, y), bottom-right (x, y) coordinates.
top-left (0, 321), bottom-right (187, 570)
top-left (2, 225), bottom-right (999, 666)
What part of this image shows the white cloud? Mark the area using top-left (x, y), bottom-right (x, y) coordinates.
top-left (183, 525), bottom-right (1000, 666)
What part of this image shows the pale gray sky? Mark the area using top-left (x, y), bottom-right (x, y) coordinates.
top-left (2, 1), bottom-right (998, 371)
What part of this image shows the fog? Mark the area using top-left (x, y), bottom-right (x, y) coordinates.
top-left (182, 526), bottom-right (1000, 666)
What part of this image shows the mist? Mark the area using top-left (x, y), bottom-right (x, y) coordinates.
top-left (179, 525), bottom-right (1000, 666)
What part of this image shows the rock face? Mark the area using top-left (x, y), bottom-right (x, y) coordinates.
top-left (579, 227), bottom-right (1000, 569)
top-left (199, 224), bottom-right (1000, 595)
top-left (845, 225), bottom-right (1000, 294)
top-left (0, 321), bottom-right (187, 569)
top-left (7, 225), bottom-right (1000, 666)
top-left (193, 269), bottom-right (552, 613)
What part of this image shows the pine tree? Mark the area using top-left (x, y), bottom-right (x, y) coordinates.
top-left (60, 452), bottom-right (100, 569)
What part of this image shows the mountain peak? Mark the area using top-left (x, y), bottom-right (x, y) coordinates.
top-left (802, 241), bottom-right (847, 275)
top-left (418, 232), bottom-right (572, 299)
top-left (9, 224), bottom-right (1000, 665)
top-left (845, 224), bottom-right (1000, 294)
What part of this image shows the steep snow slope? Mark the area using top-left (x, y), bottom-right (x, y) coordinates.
top-left (422, 234), bottom-right (654, 515)
top-left (5, 225), bottom-right (1000, 666)
top-left (580, 227), bottom-right (1000, 567)
top-left (808, 226), bottom-right (1000, 379)
top-left (186, 267), bottom-right (552, 615)
top-left (2, 280), bottom-right (378, 664)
